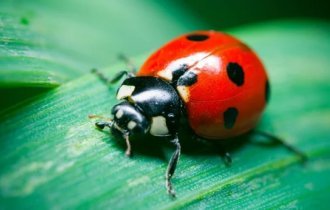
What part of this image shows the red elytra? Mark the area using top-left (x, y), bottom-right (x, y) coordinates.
top-left (138, 30), bottom-right (269, 139)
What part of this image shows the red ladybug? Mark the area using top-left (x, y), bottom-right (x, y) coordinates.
top-left (138, 31), bottom-right (269, 139)
top-left (92, 31), bottom-right (304, 197)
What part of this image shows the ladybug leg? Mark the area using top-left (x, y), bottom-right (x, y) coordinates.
top-left (92, 118), bottom-right (132, 157)
top-left (108, 70), bottom-right (135, 84)
top-left (91, 54), bottom-right (136, 84)
top-left (192, 134), bottom-right (232, 166)
top-left (117, 53), bottom-right (137, 73)
top-left (222, 151), bottom-right (232, 166)
top-left (99, 54), bottom-right (137, 84)
top-left (254, 130), bottom-right (307, 162)
top-left (215, 144), bottom-right (232, 166)
top-left (123, 133), bottom-right (132, 157)
top-left (165, 134), bottom-right (181, 197)
top-left (91, 68), bottom-right (135, 85)
top-left (111, 123), bottom-right (132, 157)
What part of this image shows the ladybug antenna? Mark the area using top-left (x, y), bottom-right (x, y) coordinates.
top-left (88, 114), bottom-right (112, 121)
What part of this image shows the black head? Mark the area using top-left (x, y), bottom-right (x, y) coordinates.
top-left (111, 101), bottom-right (150, 136)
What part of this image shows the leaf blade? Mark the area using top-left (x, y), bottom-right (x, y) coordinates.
top-left (1, 20), bottom-right (330, 209)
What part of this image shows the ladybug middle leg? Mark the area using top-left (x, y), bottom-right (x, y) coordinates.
top-left (108, 70), bottom-right (135, 84)
top-left (221, 151), bottom-right (232, 166)
top-left (108, 54), bottom-right (137, 83)
top-left (213, 143), bottom-right (233, 166)
top-left (165, 134), bottom-right (181, 197)
top-left (192, 134), bottom-right (233, 166)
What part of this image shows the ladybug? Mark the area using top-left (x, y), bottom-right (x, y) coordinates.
top-left (92, 31), bottom-right (305, 197)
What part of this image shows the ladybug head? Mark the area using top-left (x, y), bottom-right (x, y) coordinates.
top-left (110, 101), bottom-right (150, 136)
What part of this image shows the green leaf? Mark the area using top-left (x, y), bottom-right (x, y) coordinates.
top-left (0, 0), bottom-right (206, 109)
top-left (1, 20), bottom-right (330, 209)
top-left (0, 0), bottom-right (205, 68)
top-left (0, 11), bottom-right (83, 88)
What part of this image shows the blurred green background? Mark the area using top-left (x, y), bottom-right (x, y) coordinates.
top-left (1, 0), bottom-right (330, 209)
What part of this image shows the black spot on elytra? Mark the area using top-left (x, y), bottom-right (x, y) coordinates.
top-left (223, 107), bottom-right (238, 129)
top-left (172, 64), bottom-right (189, 82)
top-left (265, 79), bottom-right (270, 103)
top-left (177, 71), bottom-right (198, 86)
top-left (226, 62), bottom-right (244, 86)
top-left (186, 34), bottom-right (209, 41)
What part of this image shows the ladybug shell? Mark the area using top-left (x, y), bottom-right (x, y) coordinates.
top-left (138, 31), bottom-right (269, 139)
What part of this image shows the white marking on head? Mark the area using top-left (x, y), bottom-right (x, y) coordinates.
top-left (157, 69), bottom-right (173, 81)
top-left (127, 121), bottom-right (137, 130)
top-left (115, 109), bottom-right (124, 119)
top-left (176, 86), bottom-right (190, 102)
top-left (116, 85), bottom-right (135, 100)
top-left (150, 116), bottom-right (169, 136)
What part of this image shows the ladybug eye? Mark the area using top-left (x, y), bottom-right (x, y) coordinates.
top-left (186, 34), bottom-right (209, 41)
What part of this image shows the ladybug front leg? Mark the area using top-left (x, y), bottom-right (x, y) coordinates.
top-left (91, 68), bottom-right (135, 85)
top-left (108, 70), bottom-right (135, 84)
top-left (117, 53), bottom-right (137, 73)
top-left (165, 134), bottom-right (181, 197)
top-left (108, 54), bottom-right (137, 83)
top-left (91, 54), bottom-right (137, 85)
top-left (123, 133), bottom-right (132, 157)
